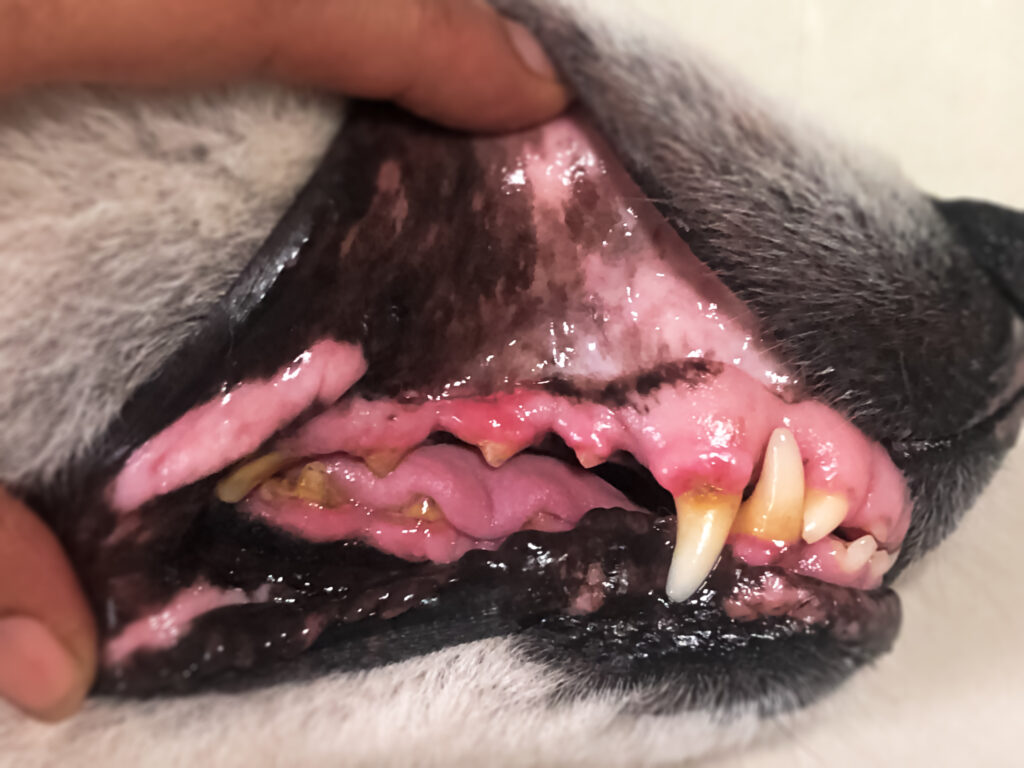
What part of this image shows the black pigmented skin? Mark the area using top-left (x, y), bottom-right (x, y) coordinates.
top-left (102, 508), bottom-right (899, 706)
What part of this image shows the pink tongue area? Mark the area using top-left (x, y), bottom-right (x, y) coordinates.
top-left (245, 444), bottom-right (636, 562)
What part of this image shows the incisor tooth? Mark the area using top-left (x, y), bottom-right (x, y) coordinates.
top-left (216, 451), bottom-right (292, 503)
top-left (731, 427), bottom-right (805, 544)
top-left (480, 441), bottom-right (519, 468)
top-left (844, 534), bottom-right (878, 573)
top-left (868, 549), bottom-right (898, 583)
top-left (364, 449), bottom-right (407, 477)
top-left (802, 490), bottom-right (849, 544)
top-left (666, 487), bottom-right (742, 602)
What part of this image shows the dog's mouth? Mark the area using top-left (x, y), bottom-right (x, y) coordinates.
top-left (74, 107), bottom-right (909, 704)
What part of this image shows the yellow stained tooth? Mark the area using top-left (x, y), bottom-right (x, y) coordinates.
top-left (216, 451), bottom-right (292, 503)
top-left (402, 496), bottom-right (443, 522)
top-left (666, 487), bottom-right (742, 602)
top-left (844, 534), bottom-right (878, 573)
top-left (290, 462), bottom-right (343, 506)
top-left (364, 449), bottom-right (407, 477)
top-left (575, 450), bottom-right (603, 469)
top-left (802, 490), bottom-right (849, 544)
top-left (732, 427), bottom-right (805, 544)
top-left (262, 461), bottom-right (344, 506)
top-left (480, 441), bottom-right (520, 468)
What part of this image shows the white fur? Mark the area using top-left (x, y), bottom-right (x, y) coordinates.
top-left (0, 85), bottom-right (340, 486)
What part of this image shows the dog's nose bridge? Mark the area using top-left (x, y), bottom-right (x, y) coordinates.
top-left (936, 199), bottom-right (1024, 322)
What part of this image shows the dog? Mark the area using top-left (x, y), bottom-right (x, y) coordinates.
top-left (1, 1), bottom-right (1022, 765)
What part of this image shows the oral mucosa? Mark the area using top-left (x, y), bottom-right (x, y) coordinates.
top-left (99, 114), bottom-right (909, 677)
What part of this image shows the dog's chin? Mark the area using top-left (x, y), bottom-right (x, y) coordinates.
top-left (37, 105), bottom-right (925, 716)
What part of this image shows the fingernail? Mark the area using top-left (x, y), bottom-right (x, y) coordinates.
top-left (0, 616), bottom-right (79, 719)
top-left (503, 20), bottom-right (559, 80)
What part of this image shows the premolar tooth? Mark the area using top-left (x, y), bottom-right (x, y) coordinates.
top-left (216, 451), bottom-right (292, 503)
top-left (480, 441), bottom-right (520, 468)
top-left (402, 496), bottom-right (443, 522)
top-left (731, 427), bottom-right (805, 544)
top-left (802, 490), bottom-right (848, 544)
top-left (575, 449), bottom-right (603, 469)
top-left (364, 449), bottom-right (406, 477)
top-left (666, 487), bottom-right (742, 602)
top-left (844, 535), bottom-right (878, 573)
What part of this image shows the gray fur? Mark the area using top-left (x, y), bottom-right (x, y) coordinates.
top-left (0, 86), bottom-right (340, 488)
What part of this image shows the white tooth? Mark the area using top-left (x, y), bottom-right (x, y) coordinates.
top-left (666, 488), bottom-right (742, 602)
top-left (731, 427), bottom-right (805, 544)
top-left (844, 535), bottom-right (878, 573)
top-left (802, 490), bottom-right (849, 544)
top-left (215, 452), bottom-right (292, 503)
top-left (868, 549), bottom-right (898, 583)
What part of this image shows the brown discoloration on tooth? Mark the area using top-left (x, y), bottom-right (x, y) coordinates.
top-left (363, 450), bottom-right (407, 477)
top-left (402, 497), bottom-right (443, 522)
top-left (215, 452), bottom-right (294, 504)
top-left (479, 441), bottom-right (520, 468)
top-left (263, 462), bottom-right (344, 507)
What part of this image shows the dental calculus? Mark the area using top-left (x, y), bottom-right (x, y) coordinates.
top-left (218, 424), bottom-right (898, 605)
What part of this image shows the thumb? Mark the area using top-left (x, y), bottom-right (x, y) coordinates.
top-left (0, 488), bottom-right (97, 721)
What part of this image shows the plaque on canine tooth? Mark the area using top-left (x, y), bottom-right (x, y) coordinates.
top-left (1, 1), bottom-right (1022, 764)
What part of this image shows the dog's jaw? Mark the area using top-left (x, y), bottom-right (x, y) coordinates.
top-left (1, 2), bottom-right (1022, 766)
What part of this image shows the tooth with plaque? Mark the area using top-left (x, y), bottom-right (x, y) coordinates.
top-left (731, 427), bottom-right (805, 544)
top-left (363, 449), bottom-right (407, 477)
top-left (215, 451), bottom-right (293, 503)
top-left (479, 441), bottom-right (521, 468)
top-left (666, 487), bottom-right (742, 602)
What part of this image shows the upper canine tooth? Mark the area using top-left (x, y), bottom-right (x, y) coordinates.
top-left (666, 487), bottom-right (742, 602)
top-left (216, 451), bottom-right (292, 503)
top-left (364, 449), bottom-right (407, 477)
top-left (731, 427), bottom-right (805, 544)
top-left (844, 534), bottom-right (878, 573)
top-left (480, 441), bottom-right (520, 468)
top-left (802, 490), bottom-right (848, 544)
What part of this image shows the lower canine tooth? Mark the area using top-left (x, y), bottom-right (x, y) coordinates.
top-left (216, 451), bottom-right (292, 503)
top-left (844, 535), bottom-right (878, 572)
top-left (802, 490), bottom-right (848, 544)
top-left (731, 427), bottom-right (805, 544)
top-left (666, 487), bottom-right (742, 602)
top-left (480, 441), bottom-right (519, 468)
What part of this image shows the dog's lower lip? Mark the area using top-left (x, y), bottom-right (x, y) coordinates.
top-left (98, 504), bottom-right (902, 696)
